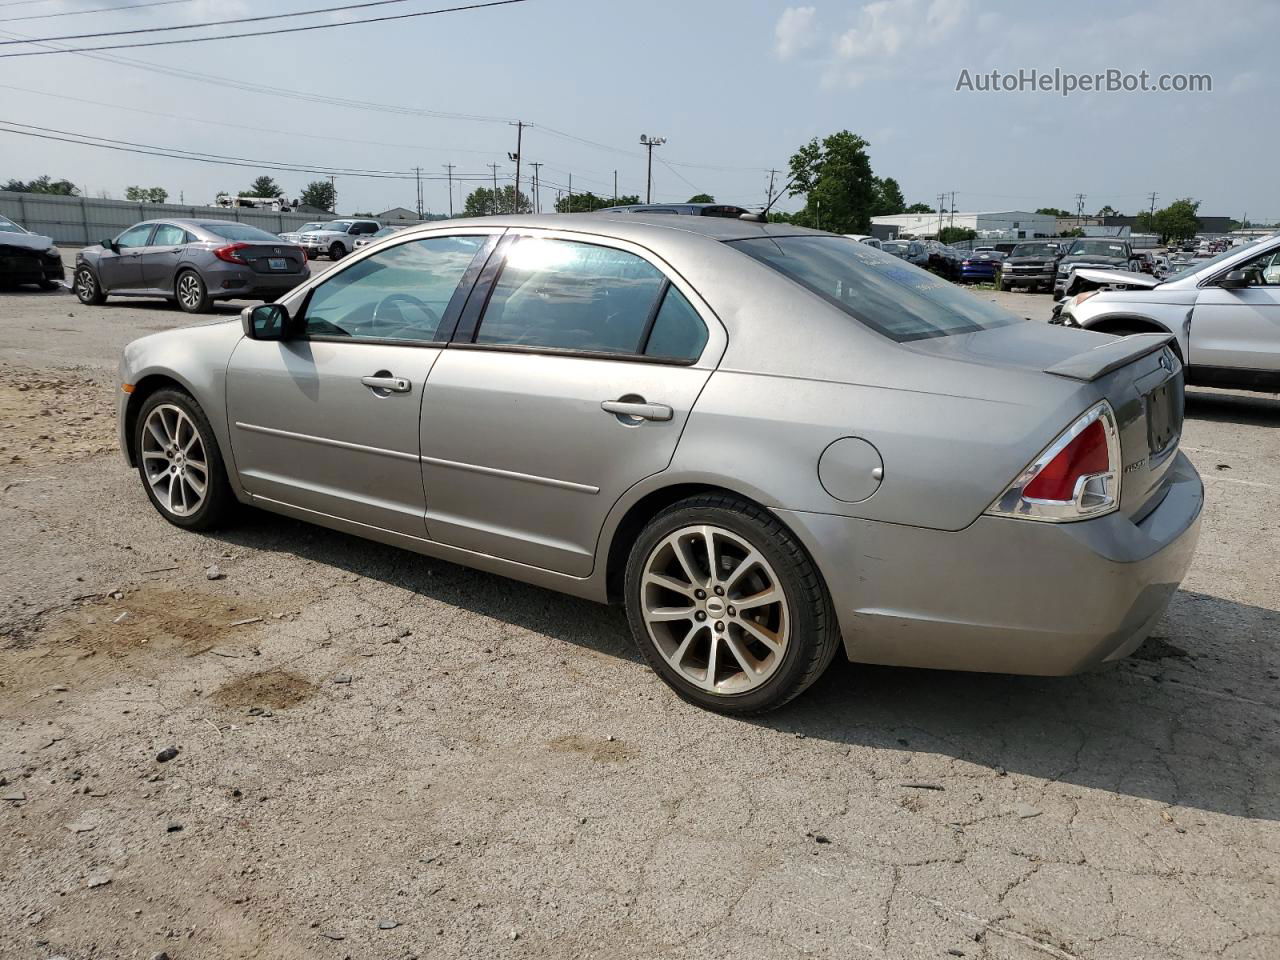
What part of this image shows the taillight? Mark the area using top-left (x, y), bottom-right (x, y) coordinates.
top-left (986, 401), bottom-right (1121, 522)
top-left (214, 242), bottom-right (249, 264)
top-left (299, 246), bottom-right (307, 263)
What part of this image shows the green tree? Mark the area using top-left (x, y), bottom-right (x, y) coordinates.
top-left (463, 185), bottom-right (531, 217)
top-left (1149, 198), bottom-right (1201, 242)
top-left (125, 185), bottom-right (168, 203)
top-left (872, 176), bottom-right (905, 216)
top-left (1096, 205), bottom-right (1121, 218)
top-left (686, 193), bottom-right (715, 204)
top-left (939, 226), bottom-right (977, 244)
top-left (242, 176), bottom-right (283, 198)
top-left (3, 175), bottom-right (78, 195)
top-left (786, 130), bottom-right (879, 233)
top-left (904, 202), bottom-right (934, 214)
top-left (298, 180), bottom-right (336, 212)
top-left (553, 191), bottom-right (638, 213)
top-left (1057, 227), bottom-right (1085, 238)
top-left (1036, 207), bottom-right (1072, 217)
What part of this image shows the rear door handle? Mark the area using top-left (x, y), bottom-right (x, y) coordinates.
top-left (361, 375), bottom-right (411, 393)
top-left (601, 399), bottom-right (673, 421)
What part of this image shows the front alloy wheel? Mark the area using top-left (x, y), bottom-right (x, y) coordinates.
top-left (135, 389), bottom-right (233, 530)
top-left (625, 494), bottom-right (839, 714)
top-left (74, 266), bottom-right (106, 305)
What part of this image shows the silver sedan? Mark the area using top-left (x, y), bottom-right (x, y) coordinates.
top-left (115, 215), bottom-right (1203, 713)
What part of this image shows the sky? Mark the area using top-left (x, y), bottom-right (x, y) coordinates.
top-left (0, 0), bottom-right (1273, 221)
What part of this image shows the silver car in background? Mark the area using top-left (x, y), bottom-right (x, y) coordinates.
top-left (74, 219), bottom-right (309, 313)
top-left (115, 215), bottom-right (1202, 713)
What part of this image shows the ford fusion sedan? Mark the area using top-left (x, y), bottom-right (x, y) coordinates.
top-left (75, 219), bottom-right (309, 313)
top-left (115, 215), bottom-right (1202, 713)
top-left (1056, 232), bottom-right (1280, 393)
top-left (0, 213), bottom-right (64, 291)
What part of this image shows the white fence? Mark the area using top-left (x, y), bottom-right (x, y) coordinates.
top-left (0, 191), bottom-right (334, 245)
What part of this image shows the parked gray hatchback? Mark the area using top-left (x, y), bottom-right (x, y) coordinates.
top-left (74, 219), bottom-right (309, 313)
top-left (114, 215), bottom-right (1202, 713)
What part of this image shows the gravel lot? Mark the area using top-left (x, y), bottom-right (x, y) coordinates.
top-left (2, 252), bottom-right (1277, 960)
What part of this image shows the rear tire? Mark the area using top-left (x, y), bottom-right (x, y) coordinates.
top-left (134, 388), bottom-right (234, 531)
top-left (74, 266), bottom-right (106, 305)
top-left (175, 270), bottom-right (211, 313)
top-left (624, 494), bottom-right (840, 714)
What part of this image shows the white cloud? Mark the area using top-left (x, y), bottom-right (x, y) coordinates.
top-left (774, 6), bottom-right (818, 60)
top-left (833, 0), bottom-right (968, 63)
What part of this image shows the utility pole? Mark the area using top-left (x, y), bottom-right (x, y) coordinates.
top-left (1074, 192), bottom-right (1087, 229)
top-left (414, 167), bottom-right (423, 220)
top-left (509, 120), bottom-right (526, 214)
top-left (568, 173), bottom-right (573, 214)
top-left (613, 170), bottom-right (618, 204)
top-left (937, 193), bottom-right (946, 238)
top-left (488, 163), bottom-right (499, 214)
top-left (1147, 192), bottom-right (1158, 219)
top-left (330, 175), bottom-right (337, 214)
top-left (442, 164), bottom-right (454, 217)
top-left (766, 168), bottom-right (779, 209)
top-left (639, 133), bottom-right (665, 204)
top-left (530, 162), bottom-right (542, 213)
top-left (949, 191), bottom-right (956, 230)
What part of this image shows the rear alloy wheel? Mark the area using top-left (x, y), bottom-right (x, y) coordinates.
top-left (329, 242), bottom-right (345, 260)
top-left (175, 270), bottom-right (211, 313)
top-left (74, 266), bottom-right (106, 305)
top-left (135, 389), bottom-right (233, 530)
top-left (625, 495), bottom-right (839, 714)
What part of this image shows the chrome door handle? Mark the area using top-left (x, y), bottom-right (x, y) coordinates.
top-left (361, 375), bottom-right (411, 393)
top-left (601, 399), bottom-right (673, 421)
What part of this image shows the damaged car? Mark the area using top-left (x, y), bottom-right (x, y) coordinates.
top-left (0, 214), bottom-right (64, 291)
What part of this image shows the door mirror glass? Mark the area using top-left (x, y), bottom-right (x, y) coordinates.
top-left (101, 238), bottom-right (117, 251)
top-left (1219, 269), bottom-right (1251, 290)
top-left (242, 303), bottom-right (290, 340)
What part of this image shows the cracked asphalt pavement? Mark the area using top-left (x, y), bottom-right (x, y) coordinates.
top-left (1, 257), bottom-right (1277, 959)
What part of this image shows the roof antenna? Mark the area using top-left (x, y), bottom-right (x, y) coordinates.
top-left (740, 173), bottom-right (798, 222)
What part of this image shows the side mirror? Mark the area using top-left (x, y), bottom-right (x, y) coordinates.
top-left (242, 303), bottom-right (291, 340)
top-left (1219, 269), bottom-right (1251, 290)
top-left (102, 238), bottom-right (118, 252)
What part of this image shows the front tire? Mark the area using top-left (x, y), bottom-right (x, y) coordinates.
top-left (624, 494), bottom-right (839, 714)
top-left (74, 266), bottom-right (106, 305)
top-left (175, 270), bottom-right (211, 313)
top-left (134, 388), bottom-right (234, 531)
top-left (328, 242), bottom-right (345, 261)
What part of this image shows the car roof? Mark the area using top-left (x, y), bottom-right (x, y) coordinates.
top-left (393, 212), bottom-right (829, 245)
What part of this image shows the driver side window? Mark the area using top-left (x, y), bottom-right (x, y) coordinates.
top-left (1240, 248), bottom-right (1280, 287)
top-left (116, 224), bottom-right (155, 249)
top-left (303, 235), bottom-right (488, 343)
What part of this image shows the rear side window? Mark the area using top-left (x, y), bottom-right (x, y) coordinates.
top-left (151, 224), bottom-right (187, 246)
top-left (732, 235), bottom-right (1019, 342)
top-left (644, 286), bottom-right (707, 360)
top-left (474, 237), bottom-right (668, 356)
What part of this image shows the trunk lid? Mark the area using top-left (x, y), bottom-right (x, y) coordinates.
top-left (235, 243), bottom-right (307, 275)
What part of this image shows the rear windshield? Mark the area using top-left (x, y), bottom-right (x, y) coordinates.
top-left (731, 235), bottom-right (1020, 342)
top-left (197, 222), bottom-right (281, 242)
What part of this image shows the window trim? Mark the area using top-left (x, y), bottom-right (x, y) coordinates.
top-left (293, 231), bottom-right (501, 348)
top-left (148, 223), bottom-right (189, 247)
top-left (451, 230), bottom-right (713, 365)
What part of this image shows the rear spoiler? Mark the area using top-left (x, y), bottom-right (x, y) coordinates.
top-left (1044, 332), bottom-right (1173, 382)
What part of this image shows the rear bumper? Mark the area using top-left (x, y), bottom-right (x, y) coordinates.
top-left (775, 451), bottom-right (1203, 675)
top-left (210, 270), bottom-right (309, 300)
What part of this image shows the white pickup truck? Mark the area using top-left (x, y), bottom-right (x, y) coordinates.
top-left (297, 218), bottom-right (381, 260)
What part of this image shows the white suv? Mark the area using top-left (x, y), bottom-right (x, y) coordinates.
top-left (1056, 233), bottom-right (1280, 393)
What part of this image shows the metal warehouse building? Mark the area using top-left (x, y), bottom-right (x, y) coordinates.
top-left (870, 210), bottom-right (1057, 241)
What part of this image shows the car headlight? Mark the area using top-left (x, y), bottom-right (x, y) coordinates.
top-left (1057, 266), bottom-right (1069, 276)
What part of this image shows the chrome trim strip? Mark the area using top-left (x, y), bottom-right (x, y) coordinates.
top-left (418, 454), bottom-right (600, 494)
top-left (234, 421), bottom-right (418, 462)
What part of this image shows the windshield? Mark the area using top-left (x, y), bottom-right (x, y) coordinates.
top-left (197, 222), bottom-right (282, 242)
top-left (0, 214), bottom-right (27, 234)
top-left (297, 222), bottom-right (323, 232)
top-left (372, 227), bottom-right (398, 237)
top-left (320, 221), bottom-right (353, 232)
top-left (1011, 242), bottom-right (1058, 257)
top-left (1161, 245), bottom-right (1251, 283)
top-left (732, 235), bottom-right (1021, 342)
top-left (1067, 239), bottom-right (1128, 257)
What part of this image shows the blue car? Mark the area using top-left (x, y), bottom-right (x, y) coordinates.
top-left (959, 249), bottom-right (1005, 283)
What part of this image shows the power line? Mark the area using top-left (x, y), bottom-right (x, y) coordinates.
top-left (0, 0), bottom-right (529, 57)
top-left (0, 0), bottom-right (202, 23)
top-left (0, 0), bottom-right (420, 45)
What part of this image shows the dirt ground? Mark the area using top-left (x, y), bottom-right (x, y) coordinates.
top-left (1, 255), bottom-right (1278, 960)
